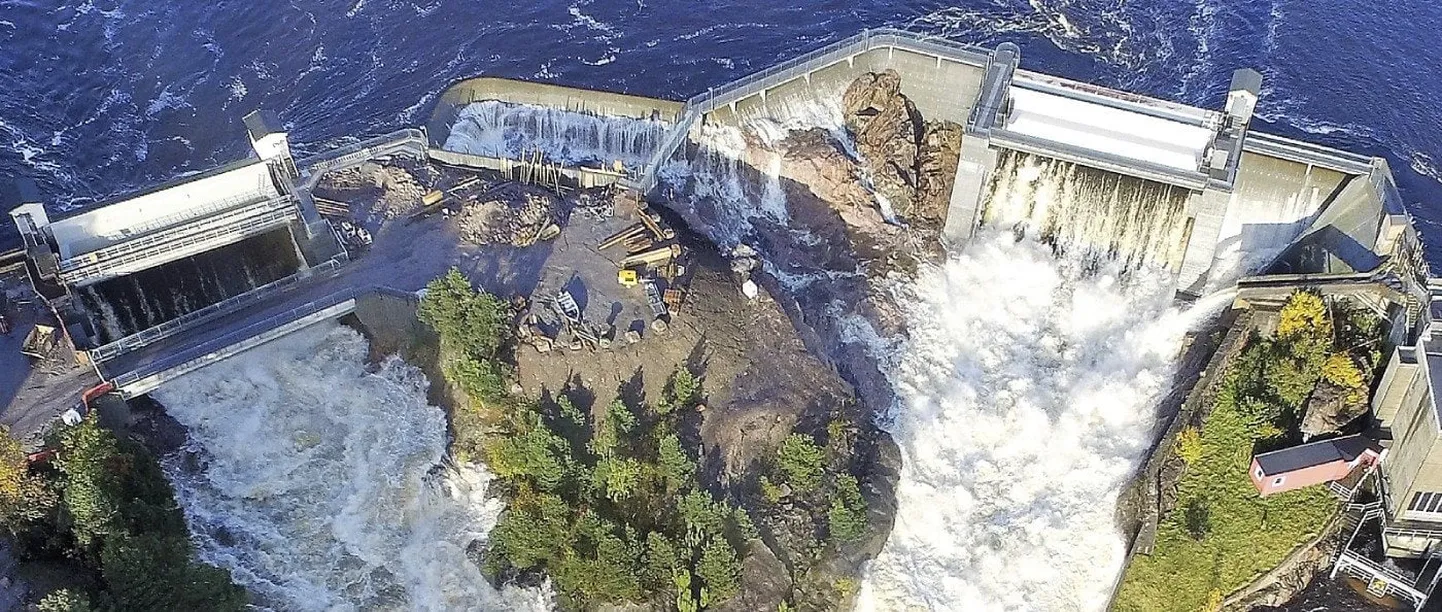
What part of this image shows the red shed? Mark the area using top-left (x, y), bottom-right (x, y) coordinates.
top-left (1250, 434), bottom-right (1382, 497)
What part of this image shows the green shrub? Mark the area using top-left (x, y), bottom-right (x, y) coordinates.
top-left (657, 433), bottom-right (696, 496)
top-left (484, 418), bottom-right (570, 491)
top-left (678, 491), bottom-right (728, 539)
top-left (1321, 353), bottom-right (1365, 389)
top-left (655, 367), bottom-right (701, 416)
top-left (1277, 291), bottom-right (1327, 339)
top-left (591, 399), bottom-right (636, 459)
top-left (551, 514), bottom-right (643, 606)
top-left (643, 532), bottom-right (680, 591)
top-left (0, 427), bottom-right (55, 533)
top-left (827, 475), bottom-right (867, 543)
top-left (37, 590), bottom-right (92, 612)
top-left (777, 434), bottom-right (825, 493)
top-left (442, 353), bottom-right (509, 404)
top-left (418, 268), bottom-right (510, 360)
top-left (599, 457), bottom-right (643, 502)
top-left (668, 368), bottom-right (701, 411)
top-left (490, 493), bottom-right (571, 568)
top-left (696, 538), bottom-right (741, 602)
top-left (760, 476), bottom-right (786, 504)
top-left (101, 532), bottom-right (246, 611)
top-left (1175, 427), bottom-right (1203, 466)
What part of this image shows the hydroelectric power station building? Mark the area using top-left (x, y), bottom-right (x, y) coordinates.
top-left (5, 28), bottom-right (1440, 606)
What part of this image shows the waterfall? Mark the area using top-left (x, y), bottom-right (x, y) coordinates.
top-left (760, 152), bottom-right (789, 223)
top-left (658, 86), bottom-right (1220, 611)
top-left (152, 324), bottom-right (553, 611)
top-left (442, 101), bottom-right (669, 171)
top-left (855, 231), bottom-right (1211, 611)
top-left (982, 151), bottom-right (1193, 270)
top-left (79, 228), bottom-right (303, 344)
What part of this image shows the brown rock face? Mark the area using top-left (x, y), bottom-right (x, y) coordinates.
top-left (1299, 381), bottom-right (1368, 438)
top-left (915, 122), bottom-right (963, 223)
top-left (839, 69), bottom-right (963, 228)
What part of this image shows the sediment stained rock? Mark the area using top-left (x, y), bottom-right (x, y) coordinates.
top-left (840, 69), bottom-right (963, 228)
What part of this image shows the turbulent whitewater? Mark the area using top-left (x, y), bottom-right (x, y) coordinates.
top-left (444, 100), bottom-right (668, 171)
top-left (658, 82), bottom-right (1214, 610)
top-left (152, 324), bottom-right (551, 611)
top-left (856, 232), bottom-right (1203, 611)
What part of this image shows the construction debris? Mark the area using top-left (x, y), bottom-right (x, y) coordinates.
top-left (600, 224), bottom-right (648, 251)
top-left (643, 279), bottom-right (669, 333)
top-left (316, 161), bottom-right (435, 220)
top-left (620, 244), bottom-right (682, 269)
top-left (570, 191), bottom-right (614, 222)
top-left (456, 190), bottom-right (560, 247)
top-left (21, 325), bottom-right (57, 359)
top-left (637, 209), bottom-right (676, 241)
top-left (663, 287), bottom-right (684, 313)
top-left (312, 195), bottom-right (350, 218)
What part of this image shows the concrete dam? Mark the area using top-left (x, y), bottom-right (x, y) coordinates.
top-left (1, 26), bottom-right (1432, 611)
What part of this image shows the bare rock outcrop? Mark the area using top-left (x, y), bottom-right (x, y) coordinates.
top-left (1299, 381), bottom-right (1368, 439)
top-left (840, 69), bottom-right (963, 228)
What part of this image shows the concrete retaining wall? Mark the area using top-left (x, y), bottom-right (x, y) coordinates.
top-left (427, 76), bottom-right (685, 148)
top-left (702, 45), bottom-right (986, 129)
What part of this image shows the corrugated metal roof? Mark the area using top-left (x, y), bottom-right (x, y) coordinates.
top-left (1254, 434), bottom-right (1376, 475)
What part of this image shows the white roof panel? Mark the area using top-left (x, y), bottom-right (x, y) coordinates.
top-left (50, 161), bottom-right (277, 259)
top-left (1004, 87), bottom-right (1214, 173)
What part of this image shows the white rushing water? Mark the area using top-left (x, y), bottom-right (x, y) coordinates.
top-left (153, 324), bottom-right (552, 611)
top-left (443, 100), bottom-right (669, 171)
top-left (983, 150), bottom-right (1193, 271)
top-left (855, 232), bottom-right (1212, 611)
top-left (664, 88), bottom-right (1222, 609)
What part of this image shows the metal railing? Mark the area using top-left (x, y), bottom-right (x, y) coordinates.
top-left (60, 193), bottom-right (295, 269)
top-left (1385, 524), bottom-right (1442, 541)
top-left (110, 285), bottom-right (373, 391)
top-left (631, 28), bottom-right (991, 193)
top-left (88, 256), bottom-right (349, 362)
top-left (59, 198), bottom-right (299, 286)
top-left (1335, 550), bottom-right (1426, 600)
top-left (1243, 131), bottom-right (1375, 175)
top-left (683, 28), bottom-right (986, 115)
top-left (65, 187), bottom-right (282, 259)
top-left (297, 128), bottom-right (428, 190)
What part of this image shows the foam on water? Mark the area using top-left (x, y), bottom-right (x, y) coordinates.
top-left (152, 324), bottom-right (552, 611)
top-left (665, 78), bottom-right (1227, 611)
top-left (857, 231), bottom-right (1208, 611)
top-left (443, 100), bottom-right (669, 171)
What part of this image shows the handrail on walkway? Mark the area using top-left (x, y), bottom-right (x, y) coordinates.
top-left (109, 284), bottom-right (380, 390)
top-left (88, 256), bottom-right (349, 362)
top-left (632, 28), bottom-right (990, 192)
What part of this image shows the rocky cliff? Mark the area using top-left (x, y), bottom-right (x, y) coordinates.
top-left (840, 69), bottom-right (962, 229)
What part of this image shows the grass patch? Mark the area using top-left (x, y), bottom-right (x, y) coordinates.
top-left (1113, 391), bottom-right (1337, 611)
top-left (1115, 291), bottom-right (1382, 612)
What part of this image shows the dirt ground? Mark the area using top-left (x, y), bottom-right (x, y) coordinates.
top-left (513, 215), bottom-right (856, 483)
top-left (311, 156), bottom-right (858, 484)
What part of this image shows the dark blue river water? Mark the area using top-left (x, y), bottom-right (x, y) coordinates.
top-left (1, 0), bottom-right (1440, 254)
